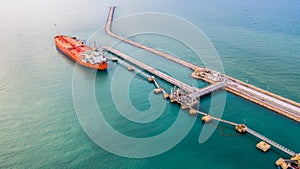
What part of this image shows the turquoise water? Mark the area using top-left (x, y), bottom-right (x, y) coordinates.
top-left (0, 0), bottom-right (299, 168)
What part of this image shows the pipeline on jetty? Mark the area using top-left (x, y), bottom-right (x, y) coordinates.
top-left (103, 46), bottom-right (223, 98)
top-left (104, 46), bottom-right (196, 93)
top-left (103, 6), bottom-right (299, 163)
top-left (103, 45), bottom-right (298, 158)
top-left (105, 7), bottom-right (198, 70)
top-left (105, 6), bottom-right (300, 123)
top-left (193, 108), bottom-right (296, 157)
top-left (246, 128), bottom-right (296, 156)
top-left (107, 57), bottom-right (167, 95)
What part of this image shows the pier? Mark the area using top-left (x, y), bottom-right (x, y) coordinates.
top-left (246, 128), bottom-right (296, 156)
top-left (105, 7), bottom-right (199, 70)
top-left (105, 6), bottom-right (300, 123)
top-left (103, 46), bottom-right (197, 93)
top-left (104, 45), bottom-right (298, 158)
top-left (103, 46), bottom-right (222, 98)
top-left (102, 6), bottom-right (299, 162)
top-left (194, 109), bottom-right (296, 157)
top-left (191, 81), bottom-right (226, 99)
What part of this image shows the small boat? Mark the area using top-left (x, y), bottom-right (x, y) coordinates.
top-left (54, 34), bottom-right (108, 70)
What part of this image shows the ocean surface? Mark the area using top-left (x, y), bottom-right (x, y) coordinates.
top-left (0, 0), bottom-right (299, 168)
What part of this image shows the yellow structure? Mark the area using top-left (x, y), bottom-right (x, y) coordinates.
top-left (291, 154), bottom-right (300, 163)
top-left (181, 105), bottom-right (188, 110)
top-left (154, 88), bottom-right (162, 94)
top-left (202, 115), bottom-right (212, 123)
top-left (192, 68), bottom-right (205, 77)
top-left (170, 97), bottom-right (175, 103)
top-left (275, 154), bottom-right (300, 169)
top-left (128, 66), bottom-right (135, 71)
top-left (148, 76), bottom-right (155, 82)
top-left (256, 141), bottom-right (271, 152)
top-left (275, 158), bottom-right (288, 169)
top-left (111, 57), bottom-right (118, 62)
top-left (163, 93), bottom-right (169, 99)
top-left (189, 109), bottom-right (197, 116)
top-left (235, 124), bottom-right (247, 133)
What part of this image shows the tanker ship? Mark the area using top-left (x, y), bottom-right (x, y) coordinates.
top-left (54, 35), bottom-right (107, 70)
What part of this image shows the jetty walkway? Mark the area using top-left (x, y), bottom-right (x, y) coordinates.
top-left (246, 128), bottom-right (296, 156)
top-left (103, 46), bottom-right (223, 97)
top-left (102, 6), bottom-right (300, 158)
top-left (103, 45), bottom-right (298, 158)
top-left (191, 81), bottom-right (226, 99)
top-left (105, 6), bottom-right (300, 123)
top-left (105, 7), bottom-right (199, 70)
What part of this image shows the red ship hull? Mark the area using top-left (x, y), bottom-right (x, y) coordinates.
top-left (54, 35), bottom-right (108, 70)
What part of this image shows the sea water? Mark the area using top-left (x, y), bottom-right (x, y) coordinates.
top-left (0, 0), bottom-right (299, 168)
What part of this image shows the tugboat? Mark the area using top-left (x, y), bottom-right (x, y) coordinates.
top-left (54, 34), bottom-right (107, 70)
